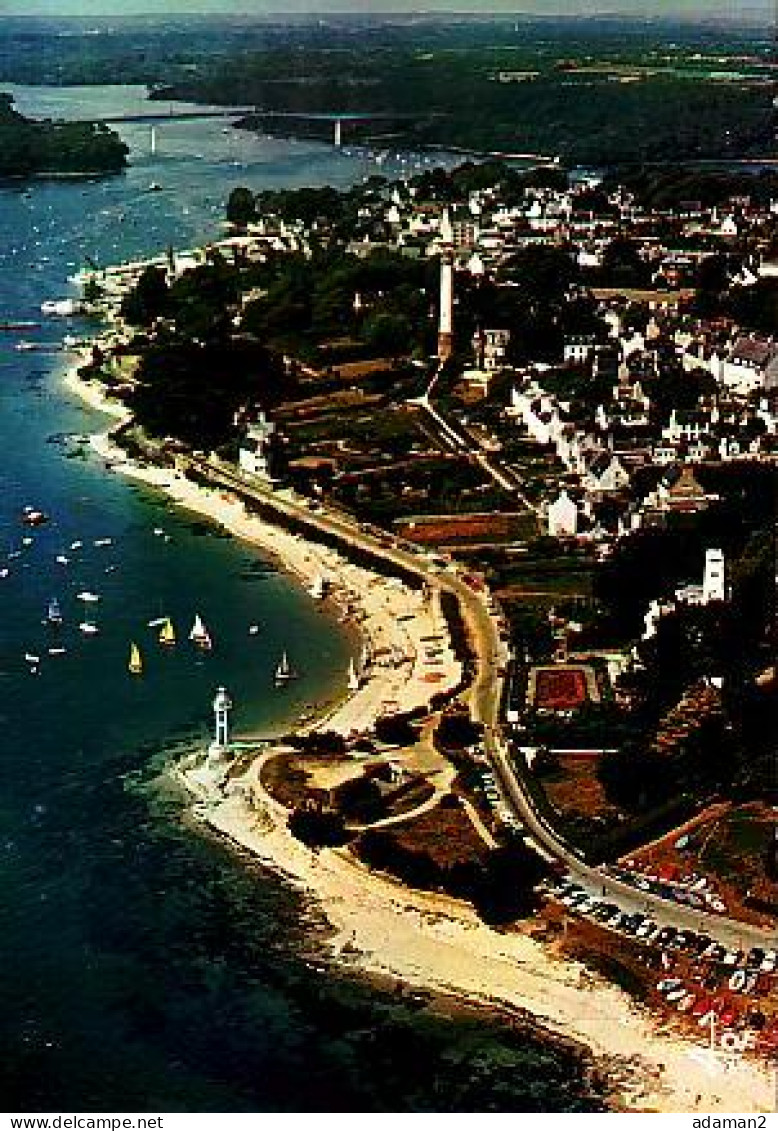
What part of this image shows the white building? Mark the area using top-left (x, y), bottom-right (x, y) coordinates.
top-left (547, 490), bottom-right (578, 537)
top-left (238, 412), bottom-right (277, 481)
top-left (703, 548), bottom-right (726, 604)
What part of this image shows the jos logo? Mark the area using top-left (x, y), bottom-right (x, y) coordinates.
top-left (687, 1027), bottom-right (758, 1076)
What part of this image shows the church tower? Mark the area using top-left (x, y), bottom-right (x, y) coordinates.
top-left (437, 250), bottom-right (454, 361)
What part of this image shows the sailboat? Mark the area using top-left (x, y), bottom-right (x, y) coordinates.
top-left (46, 598), bottom-right (63, 626)
top-left (158, 617), bottom-right (176, 647)
top-left (189, 613), bottom-right (212, 651)
top-left (274, 651), bottom-right (294, 686)
top-left (348, 658), bottom-right (360, 692)
top-left (128, 642), bottom-right (143, 675)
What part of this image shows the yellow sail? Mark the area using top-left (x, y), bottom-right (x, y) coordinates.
top-left (129, 642), bottom-right (143, 674)
top-left (159, 617), bottom-right (175, 646)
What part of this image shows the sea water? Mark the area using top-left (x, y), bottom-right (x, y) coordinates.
top-left (0, 85), bottom-right (604, 1113)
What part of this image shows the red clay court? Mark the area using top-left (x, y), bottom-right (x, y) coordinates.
top-left (534, 667), bottom-right (590, 710)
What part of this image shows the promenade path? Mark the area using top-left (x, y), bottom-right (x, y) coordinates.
top-left (182, 451), bottom-right (775, 951)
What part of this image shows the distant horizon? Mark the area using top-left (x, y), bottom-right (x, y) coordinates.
top-left (1, 3), bottom-right (773, 27)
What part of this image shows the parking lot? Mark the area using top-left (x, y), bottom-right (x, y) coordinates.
top-left (546, 878), bottom-right (778, 1060)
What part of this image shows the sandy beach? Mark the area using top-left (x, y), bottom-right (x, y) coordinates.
top-left (64, 364), bottom-right (462, 740)
top-left (181, 754), bottom-right (777, 1115)
top-left (64, 361), bottom-right (777, 1115)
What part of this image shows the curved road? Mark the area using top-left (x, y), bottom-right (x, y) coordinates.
top-left (188, 452), bottom-right (775, 952)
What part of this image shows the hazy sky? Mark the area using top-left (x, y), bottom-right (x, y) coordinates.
top-left (2, 0), bottom-right (772, 20)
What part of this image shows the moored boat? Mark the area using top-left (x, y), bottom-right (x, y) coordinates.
top-left (46, 598), bottom-right (63, 625)
top-left (274, 650), bottom-right (295, 686)
top-left (22, 506), bottom-right (48, 527)
top-left (309, 574), bottom-right (327, 600)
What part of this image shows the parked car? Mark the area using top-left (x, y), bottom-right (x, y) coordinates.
top-left (759, 950), bottom-right (777, 974)
top-left (722, 949), bottom-right (742, 967)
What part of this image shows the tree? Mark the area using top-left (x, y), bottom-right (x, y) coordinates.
top-left (288, 803), bottom-right (350, 848)
top-left (362, 311), bottom-right (411, 357)
top-left (82, 276), bottom-right (104, 306)
top-left (120, 265), bottom-right (170, 327)
top-left (226, 186), bottom-right (257, 227)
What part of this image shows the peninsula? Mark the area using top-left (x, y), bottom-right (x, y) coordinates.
top-left (0, 92), bottom-right (128, 179)
top-left (61, 156), bottom-right (777, 1113)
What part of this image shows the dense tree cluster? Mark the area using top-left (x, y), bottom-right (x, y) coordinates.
top-left (358, 830), bottom-right (550, 923)
top-left (0, 93), bottom-right (127, 178)
top-left (596, 519), bottom-right (776, 815)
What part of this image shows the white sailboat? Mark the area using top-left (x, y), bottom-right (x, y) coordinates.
top-left (309, 574), bottom-right (326, 600)
top-left (189, 613), bottom-right (212, 651)
top-left (46, 598), bottom-right (63, 625)
top-left (274, 651), bottom-right (294, 686)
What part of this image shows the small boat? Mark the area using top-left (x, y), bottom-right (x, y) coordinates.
top-left (347, 658), bottom-right (360, 692)
top-left (55, 554), bottom-right (69, 565)
top-left (309, 574), bottom-right (327, 600)
top-left (70, 540), bottom-right (83, 550)
top-left (46, 598), bottom-right (63, 625)
top-left (48, 646), bottom-right (67, 656)
top-left (159, 618), bottom-right (175, 647)
top-left (274, 651), bottom-right (295, 686)
top-left (76, 591), bottom-right (100, 603)
top-left (79, 622), bottom-right (99, 636)
top-left (189, 614), bottom-right (212, 651)
top-left (128, 642), bottom-right (143, 675)
top-left (21, 537), bottom-right (33, 547)
top-left (147, 182), bottom-right (163, 193)
top-left (24, 652), bottom-right (40, 665)
top-left (248, 624), bottom-right (261, 635)
top-left (93, 538), bottom-right (113, 547)
top-left (0, 568), bottom-right (9, 579)
top-left (22, 507), bottom-right (48, 526)
top-left (41, 298), bottom-right (81, 317)
top-left (0, 321), bottom-right (40, 332)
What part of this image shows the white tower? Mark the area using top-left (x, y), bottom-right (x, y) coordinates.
top-left (437, 251), bottom-right (454, 361)
top-left (213, 686), bottom-right (232, 750)
top-left (703, 548), bottom-right (726, 604)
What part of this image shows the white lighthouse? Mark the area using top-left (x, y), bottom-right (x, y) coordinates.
top-left (703, 548), bottom-right (726, 604)
top-left (212, 686), bottom-right (233, 751)
top-left (437, 250), bottom-right (454, 361)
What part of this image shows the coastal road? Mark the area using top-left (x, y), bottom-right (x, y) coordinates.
top-left (185, 453), bottom-right (776, 951)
